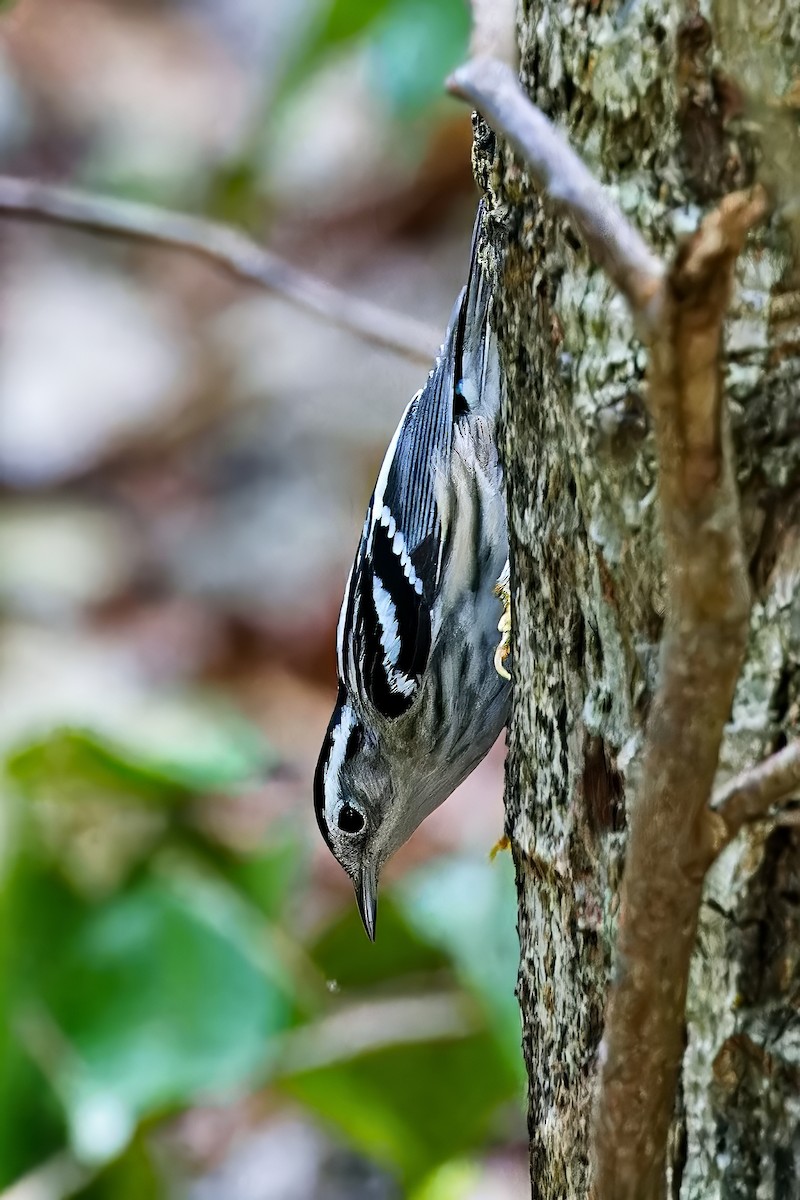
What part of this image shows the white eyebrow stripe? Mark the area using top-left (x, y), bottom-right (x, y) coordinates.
top-left (324, 702), bottom-right (355, 824)
top-left (336, 562), bottom-right (354, 679)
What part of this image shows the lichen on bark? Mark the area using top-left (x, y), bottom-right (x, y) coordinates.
top-left (478, 1), bottom-right (800, 1195)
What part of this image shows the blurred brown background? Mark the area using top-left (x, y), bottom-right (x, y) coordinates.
top-left (0, 2), bottom-right (524, 1198)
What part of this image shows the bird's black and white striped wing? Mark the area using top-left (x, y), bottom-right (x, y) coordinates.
top-left (338, 306), bottom-right (462, 719)
top-left (337, 202), bottom-right (496, 721)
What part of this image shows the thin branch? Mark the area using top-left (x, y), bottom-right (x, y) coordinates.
top-left (467, 0), bottom-right (518, 67)
top-left (0, 175), bottom-right (439, 365)
top-left (448, 53), bottom-right (767, 1200)
top-left (273, 992), bottom-right (476, 1077)
top-left (592, 190), bottom-right (763, 1200)
top-left (708, 740), bottom-right (800, 858)
top-left (447, 58), bottom-right (665, 321)
top-left (0, 1154), bottom-right (91, 1200)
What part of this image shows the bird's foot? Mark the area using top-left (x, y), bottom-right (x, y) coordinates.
top-left (489, 834), bottom-right (510, 860)
top-left (494, 560), bottom-right (511, 681)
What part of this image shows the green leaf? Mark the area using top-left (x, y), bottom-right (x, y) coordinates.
top-left (313, 0), bottom-right (397, 49)
top-left (411, 1160), bottom-right (482, 1200)
top-left (278, 0), bottom-right (468, 119)
top-left (293, 879), bottom-right (522, 1183)
top-left (0, 821), bottom-right (81, 1185)
top-left (289, 0), bottom-right (397, 84)
top-left (7, 699), bottom-right (275, 801)
top-left (42, 874), bottom-right (294, 1164)
top-left (310, 895), bottom-right (449, 992)
top-left (281, 1029), bottom-right (517, 1186)
top-left (397, 854), bottom-right (525, 1084)
top-left (74, 1135), bottom-right (162, 1200)
top-left (4, 705), bottom-right (277, 896)
top-left (225, 825), bottom-right (305, 922)
top-left (367, 0), bottom-right (470, 116)
top-left (0, 753), bottom-right (300, 1182)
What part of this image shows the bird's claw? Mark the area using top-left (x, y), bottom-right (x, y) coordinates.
top-left (494, 561), bottom-right (511, 681)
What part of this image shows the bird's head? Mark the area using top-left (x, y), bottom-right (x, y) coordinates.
top-left (314, 691), bottom-right (421, 940)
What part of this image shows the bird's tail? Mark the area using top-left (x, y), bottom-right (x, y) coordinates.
top-left (453, 200), bottom-right (502, 427)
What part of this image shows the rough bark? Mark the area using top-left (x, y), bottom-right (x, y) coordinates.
top-left (479, 2), bottom-right (800, 1196)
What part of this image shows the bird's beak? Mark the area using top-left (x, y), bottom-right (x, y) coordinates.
top-left (355, 863), bottom-right (379, 941)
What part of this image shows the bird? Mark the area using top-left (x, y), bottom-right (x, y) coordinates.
top-left (314, 202), bottom-right (510, 939)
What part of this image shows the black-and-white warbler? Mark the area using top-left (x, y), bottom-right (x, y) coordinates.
top-left (314, 203), bottom-right (510, 939)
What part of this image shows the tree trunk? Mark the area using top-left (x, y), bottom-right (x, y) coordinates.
top-left (483, 2), bottom-right (800, 1196)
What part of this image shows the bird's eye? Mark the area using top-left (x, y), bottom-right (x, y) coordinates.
top-left (337, 803), bottom-right (365, 834)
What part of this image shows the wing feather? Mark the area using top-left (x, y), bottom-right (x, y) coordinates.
top-left (376, 294), bottom-right (462, 570)
top-left (339, 202), bottom-right (495, 720)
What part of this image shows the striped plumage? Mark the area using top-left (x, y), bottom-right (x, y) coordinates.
top-left (314, 204), bottom-right (510, 938)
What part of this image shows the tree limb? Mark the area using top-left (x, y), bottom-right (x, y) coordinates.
top-left (448, 53), bottom-right (767, 1199)
top-left (708, 740), bottom-right (800, 858)
top-left (0, 175), bottom-right (439, 365)
top-left (447, 59), bottom-right (665, 321)
top-left (593, 188), bottom-right (763, 1200)
top-left (466, 0), bottom-right (518, 67)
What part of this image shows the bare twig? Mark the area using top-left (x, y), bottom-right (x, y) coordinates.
top-left (448, 52), bottom-right (767, 1200)
top-left (447, 59), bottom-right (665, 320)
top-left (0, 1154), bottom-right (90, 1200)
top-left (273, 992), bottom-right (476, 1077)
top-left (708, 740), bottom-right (800, 857)
top-left (0, 175), bottom-right (439, 365)
top-left (592, 189), bottom-right (764, 1200)
top-left (467, 0), bottom-right (518, 67)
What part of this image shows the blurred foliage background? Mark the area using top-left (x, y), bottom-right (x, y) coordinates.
top-left (0, 1), bottom-right (526, 1198)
